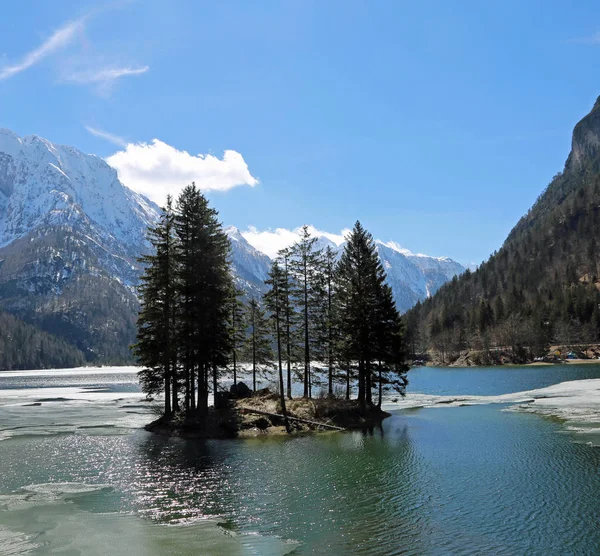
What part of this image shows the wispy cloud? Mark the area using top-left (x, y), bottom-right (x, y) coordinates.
top-left (0, 18), bottom-right (85, 80)
top-left (567, 32), bottom-right (600, 45)
top-left (65, 65), bottom-right (149, 86)
top-left (106, 139), bottom-right (258, 203)
top-left (0, 12), bottom-right (148, 93)
top-left (85, 125), bottom-right (128, 148)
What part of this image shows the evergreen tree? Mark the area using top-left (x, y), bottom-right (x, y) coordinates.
top-left (227, 287), bottom-right (247, 386)
top-left (323, 245), bottom-right (338, 396)
top-left (289, 226), bottom-right (325, 398)
top-left (277, 247), bottom-right (299, 399)
top-left (264, 261), bottom-right (291, 432)
top-left (373, 283), bottom-right (409, 407)
top-left (335, 221), bottom-right (407, 408)
top-left (245, 298), bottom-right (274, 392)
top-left (133, 196), bottom-right (178, 416)
top-left (174, 183), bottom-right (233, 416)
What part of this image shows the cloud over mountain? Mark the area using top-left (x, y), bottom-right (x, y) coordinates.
top-left (106, 140), bottom-right (258, 204)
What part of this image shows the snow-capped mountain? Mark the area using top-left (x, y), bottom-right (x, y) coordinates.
top-left (224, 226), bottom-right (271, 296)
top-left (0, 128), bottom-right (464, 363)
top-left (237, 229), bottom-right (467, 313)
top-left (374, 242), bottom-right (465, 312)
top-left (0, 128), bottom-right (161, 361)
top-left (0, 128), bottom-right (159, 286)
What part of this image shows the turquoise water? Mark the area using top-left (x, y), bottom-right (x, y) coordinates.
top-left (1, 366), bottom-right (599, 554)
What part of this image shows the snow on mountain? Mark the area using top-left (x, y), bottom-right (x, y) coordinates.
top-left (0, 128), bottom-right (158, 264)
top-left (0, 127), bottom-right (464, 363)
top-left (224, 226), bottom-right (271, 296)
top-left (239, 227), bottom-right (466, 313)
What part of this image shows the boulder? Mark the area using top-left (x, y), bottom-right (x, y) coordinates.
top-left (230, 381), bottom-right (252, 398)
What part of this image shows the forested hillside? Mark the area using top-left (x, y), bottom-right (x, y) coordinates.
top-left (406, 96), bottom-right (600, 363)
top-left (0, 311), bottom-right (85, 369)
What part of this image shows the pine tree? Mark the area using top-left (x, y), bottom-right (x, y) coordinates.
top-left (133, 196), bottom-right (178, 416)
top-left (277, 247), bottom-right (299, 399)
top-left (264, 261), bottom-right (291, 432)
top-left (289, 226), bottom-right (325, 398)
top-left (245, 298), bottom-right (274, 392)
top-left (174, 183), bottom-right (233, 417)
top-left (323, 245), bottom-right (338, 396)
top-left (373, 283), bottom-right (409, 407)
top-left (227, 287), bottom-right (247, 386)
top-left (335, 221), bottom-right (407, 408)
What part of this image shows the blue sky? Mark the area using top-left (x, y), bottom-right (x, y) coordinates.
top-left (1, 0), bottom-right (600, 265)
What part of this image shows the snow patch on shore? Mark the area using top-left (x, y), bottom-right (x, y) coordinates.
top-left (384, 378), bottom-right (600, 445)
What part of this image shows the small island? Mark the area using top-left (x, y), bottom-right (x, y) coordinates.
top-left (134, 186), bottom-right (408, 439)
top-left (145, 383), bottom-right (391, 439)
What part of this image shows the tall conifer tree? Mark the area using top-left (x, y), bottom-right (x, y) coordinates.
top-left (245, 298), bottom-right (274, 392)
top-left (264, 261), bottom-right (291, 432)
top-left (336, 221), bottom-right (407, 408)
top-left (227, 288), bottom-right (247, 386)
top-left (290, 226), bottom-right (325, 398)
top-left (174, 183), bottom-right (233, 416)
top-left (134, 196), bottom-right (178, 416)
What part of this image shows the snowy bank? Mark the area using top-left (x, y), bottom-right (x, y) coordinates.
top-left (383, 378), bottom-right (600, 445)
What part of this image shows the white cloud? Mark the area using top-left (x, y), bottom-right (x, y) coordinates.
top-left (241, 226), bottom-right (350, 258)
top-left (106, 139), bottom-right (258, 203)
top-left (63, 65), bottom-right (149, 92)
top-left (85, 125), bottom-right (127, 148)
top-left (0, 18), bottom-right (84, 80)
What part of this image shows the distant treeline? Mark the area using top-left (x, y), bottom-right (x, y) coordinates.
top-left (134, 184), bottom-right (409, 421)
top-left (0, 311), bottom-right (85, 370)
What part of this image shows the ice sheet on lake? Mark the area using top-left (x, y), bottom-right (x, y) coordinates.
top-left (0, 366), bottom-right (140, 378)
top-left (0, 483), bottom-right (298, 556)
top-left (0, 373), bottom-right (155, 441)
top-left (384, 378), bottom-right (600, 445)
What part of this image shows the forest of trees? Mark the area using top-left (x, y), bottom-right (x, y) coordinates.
top-left (0, 311), bottom-right (85, 369)
top-left (133, 184), bottom-right (409, 423)
top-left (406, 100), bottom-right (600, 364)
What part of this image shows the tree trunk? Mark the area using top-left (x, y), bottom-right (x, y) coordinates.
top-left (303, 263), bottom-right (310, 398)
top-left (346, 362), bottom-right (350, 400)
top-left (172, 359), bottom-right (178, 413)
top-left (164, 362), bottom-right (172, 416)
top-left (328, 273), bottom-right (333, 397)
top-left (190, 360), bottom-right (196, 412)
top-left (358, 359), bottom-right (365, 409)
top-left (213, 363), bottom-right (218, 404)
top-left (233, 349), bottom-right (237, 386)
top-left (275, 303), bottom-right (291, 433)
top-left (253, 327), bottom-right (257, 392)
top-left (377, 360), bottom-right (382, 409)
top-left (366, 359), bottom-right (372, 406)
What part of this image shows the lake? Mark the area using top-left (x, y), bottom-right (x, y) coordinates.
top-left (0, 365), bottom-right (599, 555)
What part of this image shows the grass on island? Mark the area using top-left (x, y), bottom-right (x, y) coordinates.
top-left (146, 388), bottom-right (391, 439)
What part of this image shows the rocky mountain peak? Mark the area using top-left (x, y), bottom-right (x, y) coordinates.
top-left (567, 96), bottom-right (600, 170)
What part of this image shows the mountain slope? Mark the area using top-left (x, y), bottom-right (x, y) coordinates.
top-left (407, 95), bottom-right (600, 361)
top-left (225, 226), bottom-right (272, 297)
top-left (0, 129), bottom-right (159, 362)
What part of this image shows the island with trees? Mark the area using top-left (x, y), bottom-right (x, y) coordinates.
top-left (133, 184), bottom-right (408, 438)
